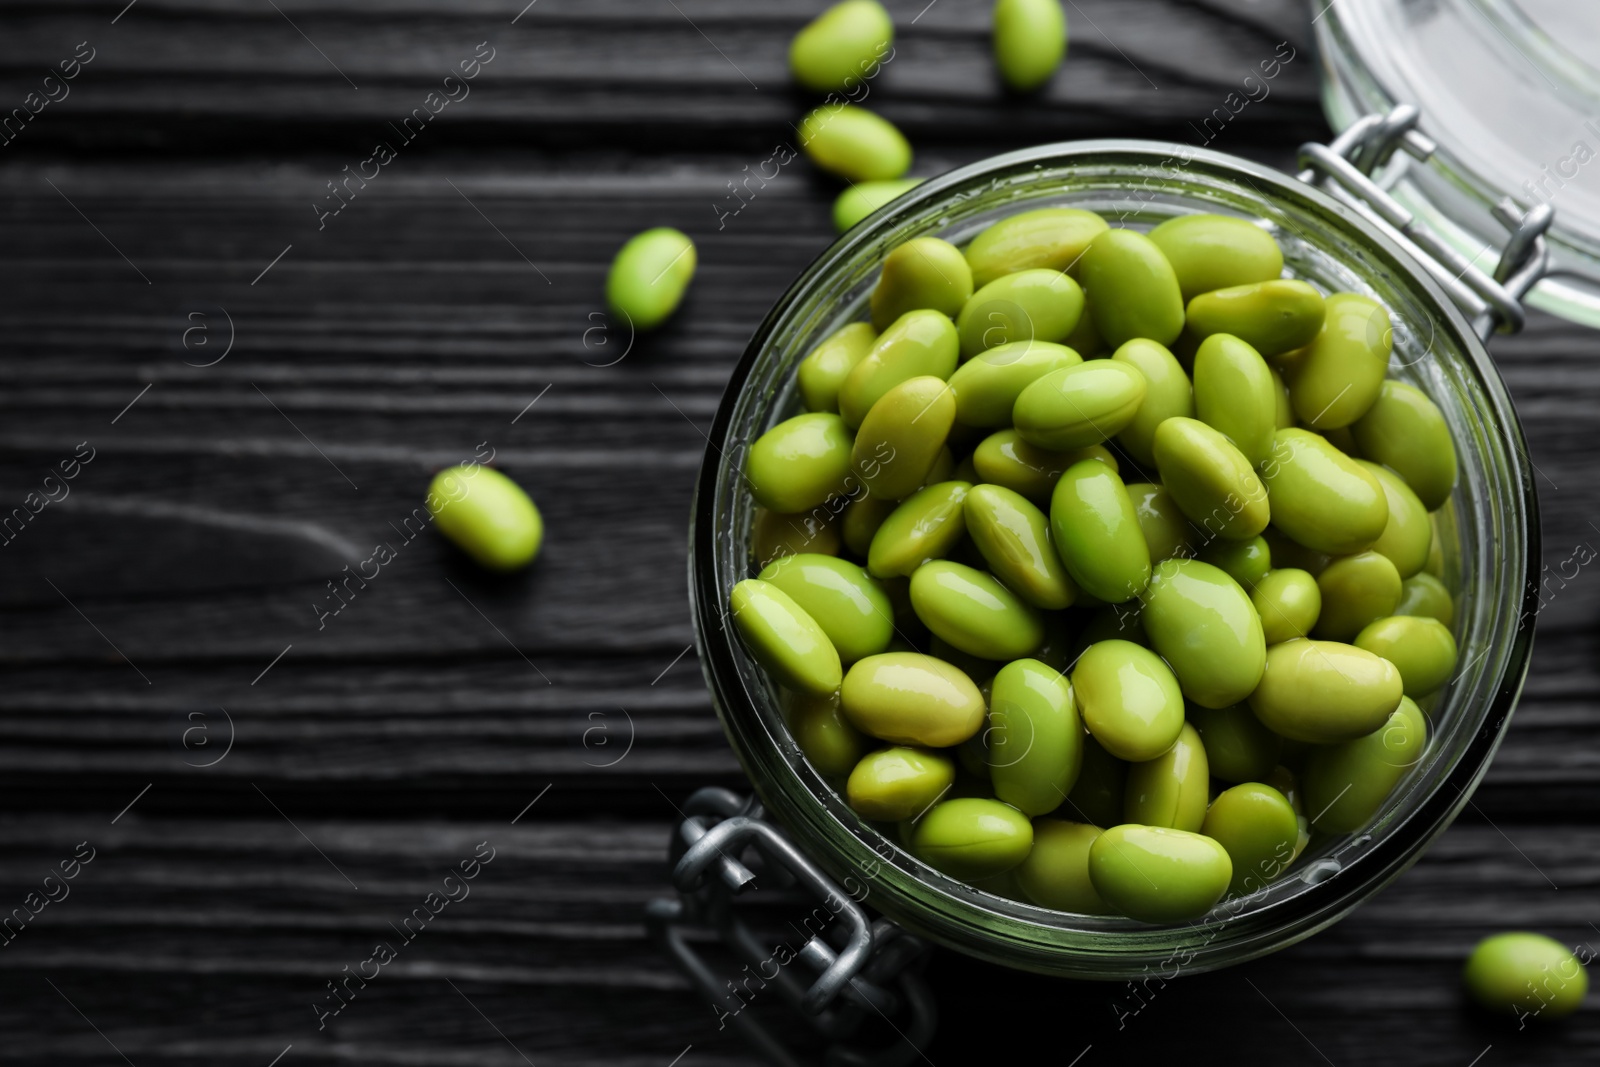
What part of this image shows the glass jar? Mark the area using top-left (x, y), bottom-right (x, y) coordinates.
top-left (685, 139), bottom-right (1539, 981)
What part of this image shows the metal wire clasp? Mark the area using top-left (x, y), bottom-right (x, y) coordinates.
top-left (1296, 104), bottom-right (1554, 342)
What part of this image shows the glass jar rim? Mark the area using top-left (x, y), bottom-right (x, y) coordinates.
top-left (690, 138), bottom-right (1540, 977)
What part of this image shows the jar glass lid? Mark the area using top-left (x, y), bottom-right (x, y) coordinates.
top-left (1319, 0), bottom-right (1600, 327)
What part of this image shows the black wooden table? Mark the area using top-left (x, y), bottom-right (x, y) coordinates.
top-left (1, 2), bottom-right (1595, 1064)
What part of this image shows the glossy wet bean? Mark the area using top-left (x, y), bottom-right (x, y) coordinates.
top-left (1151, 417), bottom-right (1270, 541)
top-left (787, 691), bottom-right (866, 777)
top-left (1066, 735), bottom-right (1128, 828)
top-left (1360, 461), bottom-right (1432, 579)
top-left (948, 339), bottom-right (1081, 427)
top-left (833, 177), bottom-right (924, 232)
top-left (1013, 359), bottom-right (1147, 450)
top-left (1261, 428), bottom-right (1389, 555)
top-left (1201, 783), bottom-right (1299, 896)
top-left (798, 321), bottom-right (877, 412)
top-left (1314, 550), bottom-right (1402, 641)
top-left (730, 578), bottom-right (843, 696)
top-left (1185, 279), bottom-right (1325, 358)
top-left (965, 484), bottom-right (1077, 609)
top-left (838, 309), bottom-right (960, 427)
top-left (989, 658), bottom-right (1082, 815)
top-left (847, 746), bottom-right (955, 821)
top-left (1193, 332), bottom-right (1276, 464)
top-left (789, 0), bottom-right (894, 93)
top-left (871, 237), bottom-right (974, 330)
top-left (1112, 339), bottom-right (1193, 466)
top-left (974, 429), bottom-right (1114, 502)
top-left (1140, 558), bottom-right (1266, 708)
top-left (910, 559), bottom-right (1045, 660)
top-left (956, 270), bottom-right (1084, 358)
top-left (1350, 380), bottom-right (1458, 510)
top-left (1250, 567), bottom-right (1321, 644)
top-left (1072, 638), bottom-right (1185, 761)
top-left (759, 553), bottom-right (894, 664)
top-left (1148, 214), bottom-right (1284, 301)
top-left (428, 465), bottom-right (544, 572)
top-left (1050, 459), bottom-right (1152, 603)
top-left (1395, 572), bottom-right (1455, 626)
top-left (840, 651), bottom-right (986, 746)
top-left (753, 507), bottom-right (842, 567)
top-left (1125, 722), bottom-right (1209, 832)
top-left (747, 412), bottom-right (855, 513)
top-left (1262, 525), bottom-right (1332, 576)
top-left (1269, 366), bottom-right (1294, 428)
top-left (1127, 482), bottom-right (1193, 563)
top-left (867, 480), bottom-right (972, 578)
top-left (913, 797), bottom-right (1034, 880)
top-left (1200, 535), bottom-right (1271, 590)
top-left (1064, 296), bottom-right (1105, 356)
top-left (852, 375), bottom-right (955, 500)
top-left (1088, 825), bottom-right (1232, 923)
top-left (1354, 615), bottom-right (1458, 699)
top-left (1016, 820), bottom-right (1112, 913)
top-left (798, 103), bottom-right (911, 181)
top-left (992, 0), bottom-right (1067, 92)
top-left (1463, 933), bottom-right (1588, 1021)
top-left (964, 207), bottom-right (1109, 289)
top-left (605, 227), bottom-right (697, 332)
top-left (1248, 638), bottom-right (1404, 743)
top-left (1078, 228), bottom-right (1186, 347)
top-left (1285, 292), bottom-right (1390, 428)
top-left (1303, 696), bottom-right (1426, 833)
top-left (1189, 703), bottom-right (1281, 783)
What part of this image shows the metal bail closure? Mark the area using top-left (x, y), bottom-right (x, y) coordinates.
top-left (646, 787), bottom-right (936, 1067)
top-left (1296, 104), bottom-right (1555, 343)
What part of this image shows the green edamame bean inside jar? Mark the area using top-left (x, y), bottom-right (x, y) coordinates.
top-left (689, 140), bottom-right (1538, 978)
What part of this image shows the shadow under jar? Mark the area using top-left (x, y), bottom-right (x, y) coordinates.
top-left (689, 141), bottom-right (1539, 979)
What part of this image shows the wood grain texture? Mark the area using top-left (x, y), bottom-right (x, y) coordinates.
top-left (0, 1), bottom-right (1597, 1064)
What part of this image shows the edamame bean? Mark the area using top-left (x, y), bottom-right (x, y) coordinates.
top-left (956, 270), bottom-right (1085, 357)
top-left (1350, 380), bottom-right (1458, 510)
top-left (1016, 820), bottom-right (1113, 913)
top-left (605, 228), bottom-right (697, 331)
top-left (852, 376), bottom-right (955, 500)
top-left (754, 507), bottom-right (841, 567)
top-left (964, 207), bottom-right (1109, 288)
top-left (730, 578), bottom-right (843, 696)
top-left (841, 493), bottom-right (895, 558)
top-left (1395, 572), bottom-right (1455, 626)
top-left (990, 658), bottom-right (1082, 815)
top-left (1065, 296), bottom-right (1105, 356)
top-left (1072, 639), bottom-right (1185, 761)
top-left (1248, 638), bottom-right (1403, 743)
top-left (1313, 550), bottom-right (1402, 641)
top-left (840, 651), bottom-right (985, 747)
top-left (1051, 460), bottom-right (1152, 603)
top-left (1262, 525), bottom-right (1332, 576)
top-left (1125, 722), bottom-right (1209, 832)
top-left (1151, 417), bottom-right (1269, 541)
top-left (1185, 279), bottom-right (1325, 358)
top-left (1359, 461), bottom-right (1432, 579)
top-left (1190, 703), bottom-right (1280, 783)
top-left (1141, 558), bottom-right (1266, 708)
top-left (1201, 783), bottom-right (1299, 896)
top-left (1200, 535), bottom-right (1271, 590)
top-left (1147, 214), bottom-right (1284, 301)
top-left (948, 339), bottom-right (1081, 427)
top-left (992, 0), bottom-right (1067, 92)
top-left (1303, 696), bottom-right (1426, 833)
top-left (867, 480), bottom-right (971, 577)
top-left (428, 465), bottom-right (544, 572)
top-left (1088, 825), bottom-right (1232, 923)
top-left (798, 103), bottom-right (911, 181)
top-left (1127, 482), bottom-right (1193, 563)
top-left (847, 746), bottom-right (955, 821)
top-left (759, 553), bottom-right (894, 664)
top-left (1066, 735), bottom-right (1128, 828)
top-left (871, 237), bottom-right (975, 330)
top-left (1425, 513), bottom-right (1447, 579)
top-left (1078, 229), bottom-right (1186, 347)
top-left (1193, 332), bottom-right (1276, 465)
top-left (833, 177), bottom-right (924, 232)
top-left (798, 321), bottom-right (877, 412)
top-left (1270, 366), bottom-right (1293, 428)
top-left (839, 309), bottom-right (960, 428)
top-left (965, 483), bottom-right (1077, 609)
top-left (910, 560), bottom-right (1045, 660)
top-left (1286, 292), bottom-right (1389, 428)
top-left (1261, 428), bottom-right (1388, 555)
top-left (973, 429), bottom-right (1113, 502)
top-left (748, 412), bottom-right (855, 513)
top-left (1463, 933), bottom-right (1588, 1021)
top-left (1112, 339), bottom-right (1193, 466)
top-left (1013, 360), bottom-right (1148, 450)
top-left (913, 797), bottom-right (1034, 880)
top-left (788, 690), bottom-right (866, 777)
top-left (1354, 615), bottom-right (1457, 698)
top-left (789, 0), bottom-right (894, 93)
top-left (1250, 567), bottom-right (1321, 644)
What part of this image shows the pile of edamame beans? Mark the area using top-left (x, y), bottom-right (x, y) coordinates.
top-left (731, 206), bottom-right (1462, 924)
